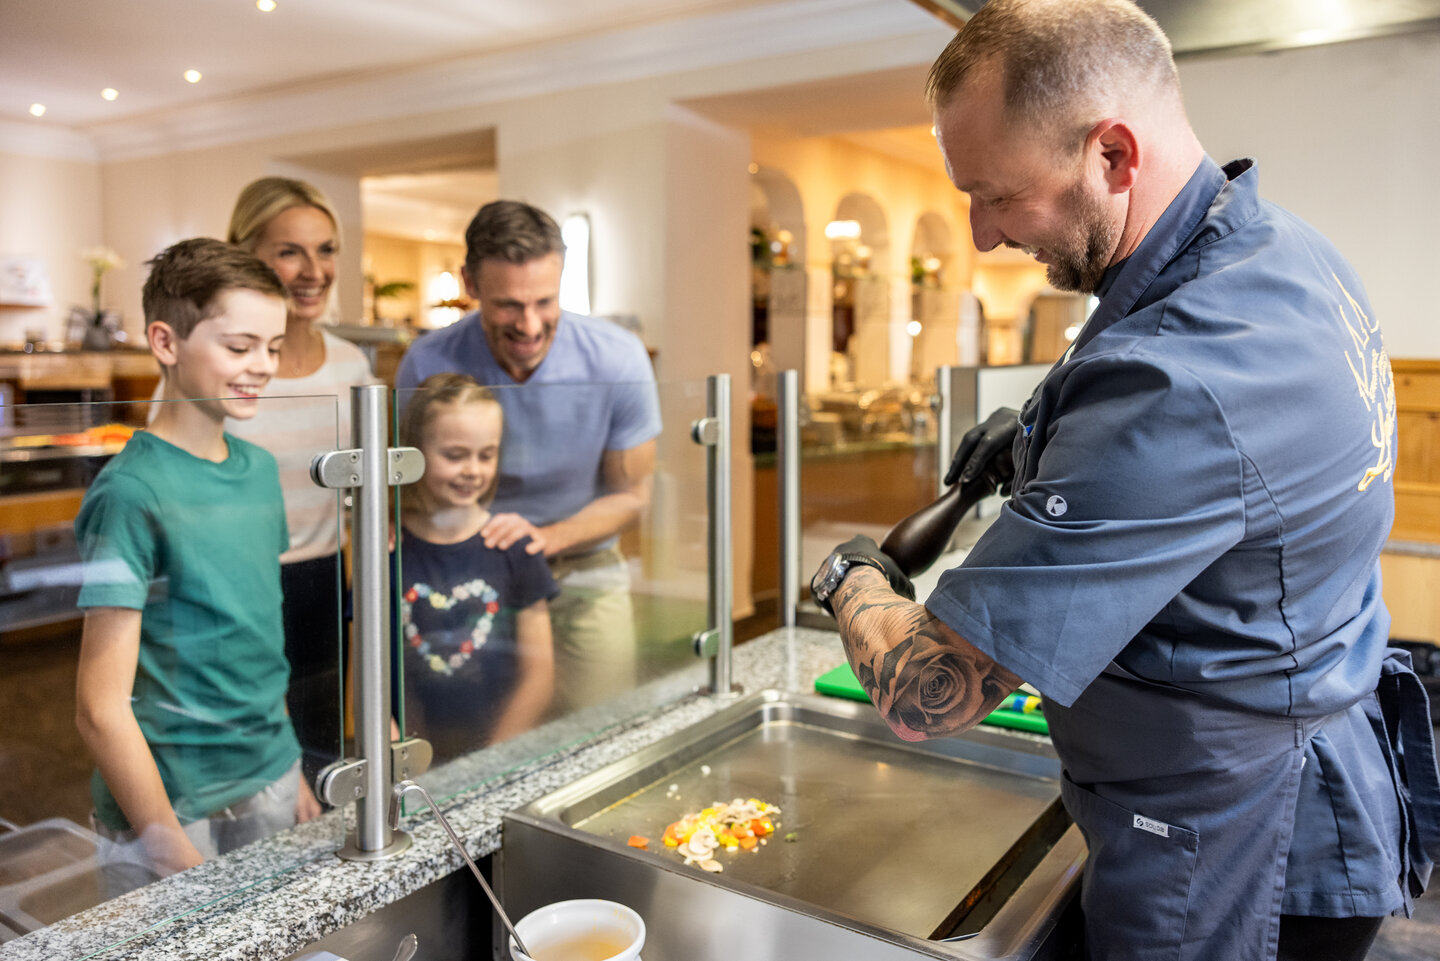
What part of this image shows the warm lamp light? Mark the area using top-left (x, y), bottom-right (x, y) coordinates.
top-left (426, 270), bottom-right (462, 328)
top-left (825, 220), bottom-right (861, 241)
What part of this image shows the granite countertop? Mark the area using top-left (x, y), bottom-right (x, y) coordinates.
top-left (2, 628), bottom-right (848, 961)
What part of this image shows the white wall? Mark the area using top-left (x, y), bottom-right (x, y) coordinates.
top-left (1179, 30), bottom-right (1440, 358)
top-left (0, 128), bottom-right (102, 343)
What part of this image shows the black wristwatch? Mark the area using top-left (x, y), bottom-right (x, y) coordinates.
top-left (811, 551), bottom-right (887, 616)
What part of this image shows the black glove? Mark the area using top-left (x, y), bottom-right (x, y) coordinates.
top-left (811, 534), bottom-right (916, 616)
top-left (944, 406), bottom-right (1019, 493)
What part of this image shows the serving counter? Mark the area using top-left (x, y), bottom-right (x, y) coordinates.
top-left (0, 623), bottom-right (1070, 961)
top-left (0, 629), bottom-right (851, 960)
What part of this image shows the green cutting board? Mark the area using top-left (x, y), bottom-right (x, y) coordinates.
top-left (814, 663), bottom-right (1049, 735)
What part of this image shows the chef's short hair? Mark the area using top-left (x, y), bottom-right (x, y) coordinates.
top-left (463, 200), bottom-right (565, 277)
top-left (142, 238), bottom-right (285, 339)
top-left (926, 0), bottom-right (1180, 153)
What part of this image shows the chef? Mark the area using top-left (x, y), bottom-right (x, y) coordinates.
top-left (811, 2), bottom-right (1440, 959)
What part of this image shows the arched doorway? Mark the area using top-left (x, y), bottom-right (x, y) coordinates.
top-left (908, 210), bottom-right (961, 381)
top-left (829, 192), bottom-right (889, 387)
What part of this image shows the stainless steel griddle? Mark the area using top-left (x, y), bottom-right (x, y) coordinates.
top-left (501, 690), bottom-right (1083, 961)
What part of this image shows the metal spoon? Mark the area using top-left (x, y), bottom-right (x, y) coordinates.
top-left (389, 779), bottom-right (532, 960)
top-left (390, 933), bottom-right (417, 961)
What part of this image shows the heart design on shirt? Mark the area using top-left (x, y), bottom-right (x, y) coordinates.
top-left (401, 578), bottom-right (499, 676)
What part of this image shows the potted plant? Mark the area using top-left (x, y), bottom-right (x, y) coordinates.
top-left (71, 246), bottom-right (124, 350)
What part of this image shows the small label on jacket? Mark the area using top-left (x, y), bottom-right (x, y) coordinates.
top-left (1133, 814), bottom-right (1170, 838)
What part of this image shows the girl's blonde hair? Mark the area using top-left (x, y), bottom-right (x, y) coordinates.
top-left (401, 372), bottom-right (504, 509)
top-left (228, 177), bottom-right (340, 253)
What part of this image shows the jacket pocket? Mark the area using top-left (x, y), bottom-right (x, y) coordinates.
top-left (1062, 772), bottom-right (1200, 961)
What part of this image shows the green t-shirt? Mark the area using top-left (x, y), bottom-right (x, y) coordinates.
top-left (75, 430), bottom-right (299, 829)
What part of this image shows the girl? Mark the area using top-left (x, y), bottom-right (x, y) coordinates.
top-left (397, 373), bottom-right (557, 761)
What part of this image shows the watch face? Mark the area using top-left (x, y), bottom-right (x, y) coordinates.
top-left (811, 554), bottom-right (847, 611)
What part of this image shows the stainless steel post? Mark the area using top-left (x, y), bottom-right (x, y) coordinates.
top-left (777, 370), bottom-right (800, 627)
top-left (343, 384), bottom-right (408, 859)
top-left (935, 365), bottom-right (955, 497)
top-left (690, 375), bottom-right (735, 695)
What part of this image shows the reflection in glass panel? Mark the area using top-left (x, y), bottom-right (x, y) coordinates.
top-left (393, 378), bottom-right (709, 802)
top-left (791, 381), bottom-right (941, 605)
top-left (0, 394), bottom-right (344, 949)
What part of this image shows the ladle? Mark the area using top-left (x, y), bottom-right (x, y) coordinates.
top-left (389, 779), bottom-right (532, 960)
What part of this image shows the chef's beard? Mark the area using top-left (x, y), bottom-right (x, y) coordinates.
top-left (1045, 176), bottom-right (1120, 294)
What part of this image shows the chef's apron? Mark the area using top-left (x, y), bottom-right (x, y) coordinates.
top-left (1044, 649), bottom-right (1440, 961)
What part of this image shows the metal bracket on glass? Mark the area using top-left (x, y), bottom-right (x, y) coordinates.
top-left (690, 375), bottom-right (739, 697)
top-left (387, 447), bottom-right (424, 486)
top-left (691, 417), bottom-right (720, 446)
top-left (316, 757), bottom-right (369, 806)
top-left (691, 628), bottom-right (720, 658)
top-left (391, 737), bottom-right (433, 783)
top-left (311, 446), bottom-right (423, 490)
top-left (311, 448), bottom-right (362, 489)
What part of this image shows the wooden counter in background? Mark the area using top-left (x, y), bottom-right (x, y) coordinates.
top-left (1387, 359), bottom-right (1440, 642)
top-left (752, 439), bottom-right (938, 602)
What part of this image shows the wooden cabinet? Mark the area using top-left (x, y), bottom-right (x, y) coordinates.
top-left (1392, 359), bottom-right (1440, 543)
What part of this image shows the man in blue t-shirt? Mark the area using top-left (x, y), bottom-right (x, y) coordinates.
top-left (811, 3), bottom-right (1440, 961)
top-left (396, 201), bottom-right (661, 715)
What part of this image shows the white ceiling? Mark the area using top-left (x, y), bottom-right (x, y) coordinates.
top-left (14, 0), bottom-right (1440, 133)
top-left (0, 0), bottom-right (773, 127)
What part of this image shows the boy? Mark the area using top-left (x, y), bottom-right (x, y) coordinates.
top-left (75, 238), bottom-right (320, 876)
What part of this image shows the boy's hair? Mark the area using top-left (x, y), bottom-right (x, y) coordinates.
top-left (228, 176), bottom-right (341, 253)
top-left (142, 238), bottom-right (286, 339)
top-left (401, 372), bottom-right (504, 508)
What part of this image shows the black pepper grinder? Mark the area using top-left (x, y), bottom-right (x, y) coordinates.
top-left (880, 466), bottom-right (1005, 576)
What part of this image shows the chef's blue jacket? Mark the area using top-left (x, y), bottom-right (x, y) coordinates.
top-left (927, 157), bottom-right (1440, 960)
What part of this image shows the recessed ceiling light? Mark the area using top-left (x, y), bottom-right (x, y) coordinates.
top-left (184, 69), bottom-right (202, 83)
top-left (101, 88), bottom-right (119, 101)
top-left (29, 103), bottom-right (46, 117)
top-left (257, 0), bottom-right (276, 11)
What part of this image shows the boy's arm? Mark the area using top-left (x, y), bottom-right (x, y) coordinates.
top-left (75, 607), bottom-right (204, 874)
top-left (486, 600), bottom-right (555, 744)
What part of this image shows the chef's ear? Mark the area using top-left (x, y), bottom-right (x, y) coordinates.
top-left (1089, 118), bottom-right (1140, 194)
top-left (147, 320), bottom-right (181, 368)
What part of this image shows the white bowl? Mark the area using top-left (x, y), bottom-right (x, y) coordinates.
top-left (508, 898), bottom-right (646, 961)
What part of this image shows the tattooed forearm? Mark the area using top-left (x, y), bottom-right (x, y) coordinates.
top-left (833, 568), bottom-right (1022, 741)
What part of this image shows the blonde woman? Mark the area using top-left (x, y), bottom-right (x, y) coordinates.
top-left (224, 177), bottom-right (375, 783)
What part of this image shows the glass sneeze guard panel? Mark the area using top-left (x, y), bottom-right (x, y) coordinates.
top-left (392, 377), bottom-right (711, 808)
top-left (0, 393), bottom-right (345, 957)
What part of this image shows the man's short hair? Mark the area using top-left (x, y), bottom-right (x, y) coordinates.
top-left (142, 238), bottom-right (286, 339)
top-left (463, 200), bottom-right (565, 277)
top-left (926, 0), bottom-right (1179, 151)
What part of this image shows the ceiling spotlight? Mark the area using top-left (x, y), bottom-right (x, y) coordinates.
top-left (747, 162), bottom-right (759, 175)
top-left (101, 88), bottom-right (119, 101)
top-left (184, 69), bottom-right (202, 83)
top-left (256, 0), bottom-right (276, 10)
top-left (29, 103), bottom-right (46, 117)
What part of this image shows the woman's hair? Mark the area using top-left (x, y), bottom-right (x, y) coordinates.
top-left (228, 176), bottom-right (341, 253)
top-left (401, 372), bottom-right (504, 508)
